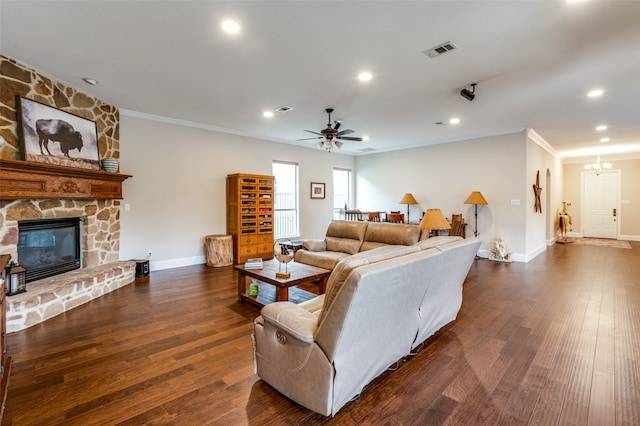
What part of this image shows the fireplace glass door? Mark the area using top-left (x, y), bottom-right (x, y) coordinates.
top-left (18, 217), bottom-right (81, 283)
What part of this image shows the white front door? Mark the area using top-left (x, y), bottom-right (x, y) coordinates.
top-left (583, 170), bottom-right (619, 239)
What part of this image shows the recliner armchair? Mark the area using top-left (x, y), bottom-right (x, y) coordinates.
top-left (253, 237), bottom-right (481, 416)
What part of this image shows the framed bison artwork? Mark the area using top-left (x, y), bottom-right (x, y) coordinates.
top-left (16, 96), bottom-right (100, 170)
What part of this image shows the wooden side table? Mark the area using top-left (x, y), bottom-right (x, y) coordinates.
top-left (204, 235), bottom-right (233, 267)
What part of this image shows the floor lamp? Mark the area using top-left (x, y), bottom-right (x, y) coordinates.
top-left (464, 191), bottom-right (488, 237)
top-left (399, 193), bottom-right (419, 224)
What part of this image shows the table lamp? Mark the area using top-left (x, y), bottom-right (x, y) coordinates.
top-left (419, 208), bottom-right (451, 237)
top-left (464, 191), bottom-right (488, 237)
top-left (399, 193), bottom-right (419, 224)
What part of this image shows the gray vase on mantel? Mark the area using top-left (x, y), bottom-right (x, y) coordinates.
top-left (101, 158), bottom-right (119, 173)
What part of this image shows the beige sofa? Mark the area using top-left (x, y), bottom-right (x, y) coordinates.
top-left (293, 220), bottom-right (424, 270)
top-left (253, 236), bottom-right (481, 416)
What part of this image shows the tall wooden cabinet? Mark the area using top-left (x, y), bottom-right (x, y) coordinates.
top-left (227, 174), bottom-right (274, 264)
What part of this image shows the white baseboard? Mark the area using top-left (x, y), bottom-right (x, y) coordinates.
top-left (148, 234), bottom-right (638, 272)
top-left (478, 243), bottom-right (546, 263)
top-left (149, 255), bottom-right (206, 272)
top-left (564, 232), bottom-right (638, 242)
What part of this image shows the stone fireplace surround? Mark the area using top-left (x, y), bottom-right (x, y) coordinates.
top-left (1, 55), bottom-right (134, 332)
top-left (1, 193), bottom-right (134, 333)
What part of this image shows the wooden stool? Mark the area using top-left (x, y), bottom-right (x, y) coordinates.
top-left (205, 234), bottom-right (233, 267)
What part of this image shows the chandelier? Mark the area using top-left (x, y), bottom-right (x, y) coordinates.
top-left (316, 140), bottom-right (343, 152)
top-left (584, 154), bottom-right (611, 176)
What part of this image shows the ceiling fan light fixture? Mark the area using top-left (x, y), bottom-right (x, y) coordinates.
top-left (301, 108), bottom-right (363, 151)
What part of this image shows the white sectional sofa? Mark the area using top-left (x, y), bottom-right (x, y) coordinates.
top-left (252, 236), bottom-right (481, 416)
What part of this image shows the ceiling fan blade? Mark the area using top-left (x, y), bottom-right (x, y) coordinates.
top-left (304, 130), bottom-right (323, 136)
top-left (296, 136), bottom-right (323, 141)
top-left (337, 136), bottom-right (363, 141)
top-left (336, 129), bottom-right (354, 136)
top-left (333, 120), bottom-right (341, 131)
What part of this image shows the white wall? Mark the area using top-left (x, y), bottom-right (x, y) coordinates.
top-left (355, 132), bottom-right (532, 258)
top-left (120, 114), bottom-right (565, 268)
top-left (119, 114), bottom-right (354, 271)
top-left (525, 134), bottom-right (564, 259)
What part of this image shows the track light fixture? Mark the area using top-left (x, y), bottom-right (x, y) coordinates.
top-left (460, 83), bottom-right (477, 101)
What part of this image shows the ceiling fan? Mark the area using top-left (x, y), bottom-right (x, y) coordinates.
top-left (297, 108), bottom-right (363, 152)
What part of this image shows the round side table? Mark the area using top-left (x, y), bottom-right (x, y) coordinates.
top-left (204, 234), bottom-right (233, 267)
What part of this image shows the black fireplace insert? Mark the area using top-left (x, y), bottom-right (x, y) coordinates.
top-left (18, 217), bottom-right (82, 283)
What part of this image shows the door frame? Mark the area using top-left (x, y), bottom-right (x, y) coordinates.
top-left (581, 169), bottom-right (621, 239)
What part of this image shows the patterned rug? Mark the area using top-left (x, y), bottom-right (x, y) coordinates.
top-left (560, 237), bottom-right (632, 249)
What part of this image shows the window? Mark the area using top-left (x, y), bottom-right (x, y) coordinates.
top-left (273, 161), bottom-right (299, 238)
top-left (333, 168), bottom-right (351, 219)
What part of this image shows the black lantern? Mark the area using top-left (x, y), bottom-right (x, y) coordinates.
top-left (5, 261), bottom-right (26, 296)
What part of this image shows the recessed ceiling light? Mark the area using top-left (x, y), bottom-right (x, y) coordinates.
top-left (82, 77), bottom-right (98, 85)
top-left (449, 118), bottom-right (460, 124)
top-left (358, 72), bottom-right (372, 82)
top-left (222, 20), bottom-right (240, 33)
top-left (588, 89), bottom-right (604, 97)
top-left (596, 125), bottom-right (607, 131)
top-left (600, 137), bottom-right (610, 143)
top-left (362, 136), bottom-right (370, 141)
top-left (263, 111), bottom-right (274, 118)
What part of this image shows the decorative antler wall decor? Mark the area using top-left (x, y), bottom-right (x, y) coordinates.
top-left (533, 170), bottom-right (542, 213)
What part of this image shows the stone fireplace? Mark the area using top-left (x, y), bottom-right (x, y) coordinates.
top-left (1, 55), bottom-right (135, 332)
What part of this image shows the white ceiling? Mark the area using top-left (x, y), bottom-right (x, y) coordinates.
top-left (2, 1), bottom-right (640, 161)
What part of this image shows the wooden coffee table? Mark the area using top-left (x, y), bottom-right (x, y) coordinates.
top-left (235, 259), bottom-right (331, 307)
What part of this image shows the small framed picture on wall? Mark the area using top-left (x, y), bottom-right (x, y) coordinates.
top-left (310, 182), bottom-right (325, 199)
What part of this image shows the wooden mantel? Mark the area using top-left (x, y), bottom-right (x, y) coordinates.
top-left (0, 158), bottom-right (132, 200)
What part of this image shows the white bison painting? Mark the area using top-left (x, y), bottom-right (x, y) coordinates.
top-left (17, 97), bottom-right (100, 170)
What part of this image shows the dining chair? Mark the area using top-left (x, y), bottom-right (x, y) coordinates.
top-left (367, 211), bottom-right (381, 222)
top-left (387, 213), bottom-right (405, 223)
top-left (345, 209), bottom-right (363, 221)
top-left (449, 213), bottom-right (466, 238)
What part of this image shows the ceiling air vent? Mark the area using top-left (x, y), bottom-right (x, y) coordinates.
top-left (358, 147), bottom-right (376, 153)
top-left (275, 105), bottom-right (293, 113)
top-left (423, 41), bottom-right (458, 59)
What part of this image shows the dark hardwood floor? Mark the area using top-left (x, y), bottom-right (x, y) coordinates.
top-left (3, 242), bottom-right (639, 425)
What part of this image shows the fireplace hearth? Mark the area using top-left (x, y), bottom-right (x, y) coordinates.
top-left (18, 217), bottom-right (82, 283)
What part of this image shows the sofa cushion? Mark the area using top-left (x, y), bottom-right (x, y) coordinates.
top-left (318, 244), bottom-right (421, 325)
top-left (326, 220), bottom-right (368, 240)
top-left (325, 237), bottom-right (361, 255)
top-left (302, 239), bottom-right (326, 251)
top-left (294, 250), bottom-right (350, 270)
top-left (360, 222), bottom-right (421, 251)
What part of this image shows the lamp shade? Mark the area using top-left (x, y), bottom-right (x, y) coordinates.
top-left (464, 191), bottom-right (488, 205)
top-left (419, 208), bottom-right (451, 231)
top-left (399, 193), bottom-right (419, 205)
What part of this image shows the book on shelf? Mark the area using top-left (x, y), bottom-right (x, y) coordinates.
top-left (244, 258), bottom-right (264, 269)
